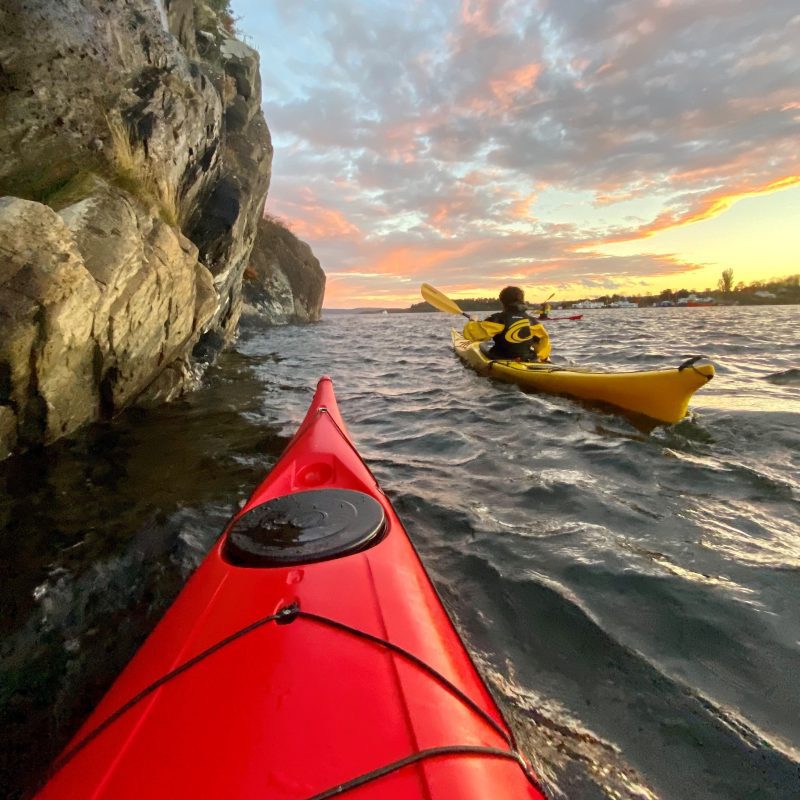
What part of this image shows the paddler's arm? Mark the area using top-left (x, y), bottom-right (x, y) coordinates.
top-left (463, 320), bottom-right (502, 341)
top-left (521, 312), bottom-right (551, 360)
top-left (529, 319), bottom-right (551, 361)
top-left (463, 312), bottom-right (504, 342)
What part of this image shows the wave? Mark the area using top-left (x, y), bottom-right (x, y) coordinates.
top-left (764, 368), bottom-right (800, 385)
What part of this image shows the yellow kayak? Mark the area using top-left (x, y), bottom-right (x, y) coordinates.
top-left (451, 330), bottom-right (714, 424)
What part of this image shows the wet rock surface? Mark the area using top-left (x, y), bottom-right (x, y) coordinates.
top-left (0, 0), bottom-right (326, 458)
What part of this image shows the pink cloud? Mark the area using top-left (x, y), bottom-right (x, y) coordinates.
top-left (509, 192), bottom-right (538, 219)
top-left (489, 63), bottom-right (542, 109)
top-left (459, 0), bottom-right (496, 35)
top-left (268, 189), bottom-right (361, 242)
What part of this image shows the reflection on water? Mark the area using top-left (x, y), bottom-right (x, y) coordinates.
top-left (1, 306), bottom-right (799, 799)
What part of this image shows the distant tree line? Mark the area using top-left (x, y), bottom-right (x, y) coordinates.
top-left (408, 297), bottom-right (503, 312)
top-left (631, 272), bottom-right (800, 307)
top-left (407, 272), bottom-right (800, 311)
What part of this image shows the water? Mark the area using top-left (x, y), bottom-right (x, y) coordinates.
top-left (1, 306), bottom-right (798, 798)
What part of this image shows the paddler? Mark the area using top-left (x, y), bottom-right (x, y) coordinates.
top-left (484, 286), bottom-right (548, 361)
top-left (538, 302), bottom-right (551, 320)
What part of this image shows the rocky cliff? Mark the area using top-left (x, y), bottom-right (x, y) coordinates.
top-left (243, 216), bottom-right (326, 324)
top-left (0, 0), bottom-right (326, 460)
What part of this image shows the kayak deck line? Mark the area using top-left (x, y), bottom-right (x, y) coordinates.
top-left (485, 353), bottom-right (714, 379)
top-left (486, 359), bottom-right (715, 379)
top-left (296, 608), bottom-right (514, 746)
top-left (43, 605), bottom-right (297, 785)
top-left (45, 603), bottom-right (542, 797)
top-left (306, 746), bottom-right (536, 800)
top-left (36, 376), bottom-right (545, 799)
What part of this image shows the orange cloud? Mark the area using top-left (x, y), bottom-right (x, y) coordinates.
top-left (465, 63), bottom-right (543, 115)
top-left (598, 174), bottom-right (800, 244)
top-left (368, 240), bottom-right (484, 275)
top-left (727, 86), bottom-right (800, 116)
top-left (460, 169), bottom-right (500, 186)
top-left (595, 188), bottom-right (644, 205)
top-left (429, 204), bottom-right (451, 229)
top-left (509, 192), bottom-right (537, 219)
top-left (460, 0), bottom-right (495, 35)
top-left (378, 114), bottom-right (448, 163)
top-left (289, 207), bottom-right (360, 240)
top-left (268, 186), bottom-right (362, 242)
top-left (489, 63), bottom-right (542, 108)
top-left (425, 181), bottom-right (485, 233)
top-left (677, 176), bottom-right (800, 226)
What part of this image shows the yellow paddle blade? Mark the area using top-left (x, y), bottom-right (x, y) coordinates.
top-left (462, 320), bottom-right (504, 342)
top-left (532, 323), bottom-right (552, 360)
top-left (421, 283), bottom-right (464, 316)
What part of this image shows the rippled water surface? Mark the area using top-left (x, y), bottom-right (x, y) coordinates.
top-left (1, 306), bottom-right (799, 798)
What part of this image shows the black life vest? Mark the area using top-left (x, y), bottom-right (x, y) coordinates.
top-left (485, 305), bottom-right (540, 360)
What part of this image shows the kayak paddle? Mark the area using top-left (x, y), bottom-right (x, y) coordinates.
top-left (421, 283), bottom-right (470, 318)
top-left (420, 284), bottom-right (503, 339)
top-left (534, 292), bottom-right (555, 315)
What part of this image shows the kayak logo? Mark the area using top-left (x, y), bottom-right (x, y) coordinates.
top-left (505, 319), bottom-right (535, 343)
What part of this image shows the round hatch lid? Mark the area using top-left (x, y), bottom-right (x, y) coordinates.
top-left (223, 488), bottom-right (386, 567)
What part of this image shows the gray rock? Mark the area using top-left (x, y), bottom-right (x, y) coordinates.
top-left (135, 356), bottom-right (199, 407)
top-left (244, 216), bottom-right (326, 323)
top-left (164, 0), bottom-right (197, 58)
top-left (0, 0), bottom-right (220, 221)
top-left (0, 197), bottom-right (100, 443)
top-left (193, 260), bottom-right (219, 332)
top-left (59, 181), bottom-right (210, 411)
top-left (0, 183), bottom-right (222, 450)
top-left (185, 36), bottom-right (273, 356)
top-left (0, 0), bottom-right (326, 459)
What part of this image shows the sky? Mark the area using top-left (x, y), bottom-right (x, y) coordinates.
top-left (231, 0), bottom-right (800, 307)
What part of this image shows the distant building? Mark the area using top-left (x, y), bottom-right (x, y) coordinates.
top-left (679, 293), bottom-right (716, 307)
top-left (608, 299), bottom-right (638, 308)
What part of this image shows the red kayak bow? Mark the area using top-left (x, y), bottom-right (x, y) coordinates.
top-left (537, 314), bottom-right (582, 321)
top-left (36, 377), bottom-right (545, 800)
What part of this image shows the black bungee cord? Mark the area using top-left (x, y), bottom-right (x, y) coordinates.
top-left (42, 602), bottom-right (546, 797)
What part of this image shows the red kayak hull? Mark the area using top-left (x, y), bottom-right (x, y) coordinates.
top-left (36, 377), bottom-right (544, 800)
top-left (537, 314), bottom-right (582, 321)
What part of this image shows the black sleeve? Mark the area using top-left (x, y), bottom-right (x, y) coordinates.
top-left (485, 312), bottom-right (502, 323)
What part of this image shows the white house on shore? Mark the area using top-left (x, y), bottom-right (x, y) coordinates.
top-left (573, 300), bottom-right (604, 309)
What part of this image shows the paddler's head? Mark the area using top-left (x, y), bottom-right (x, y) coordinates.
top-left (499, 285), bottom-right (525, 311)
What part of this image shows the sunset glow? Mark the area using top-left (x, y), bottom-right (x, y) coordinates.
top-left (234, 0), bottom-right (800, 307)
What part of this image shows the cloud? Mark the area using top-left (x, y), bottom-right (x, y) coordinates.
top-left (597, 174), bottom-right (800, 243)
top-left (237, 0), bottom-right (800, 304)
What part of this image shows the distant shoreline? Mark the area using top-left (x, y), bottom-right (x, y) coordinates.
top-left (323, 301), bottom-right (800, 314)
